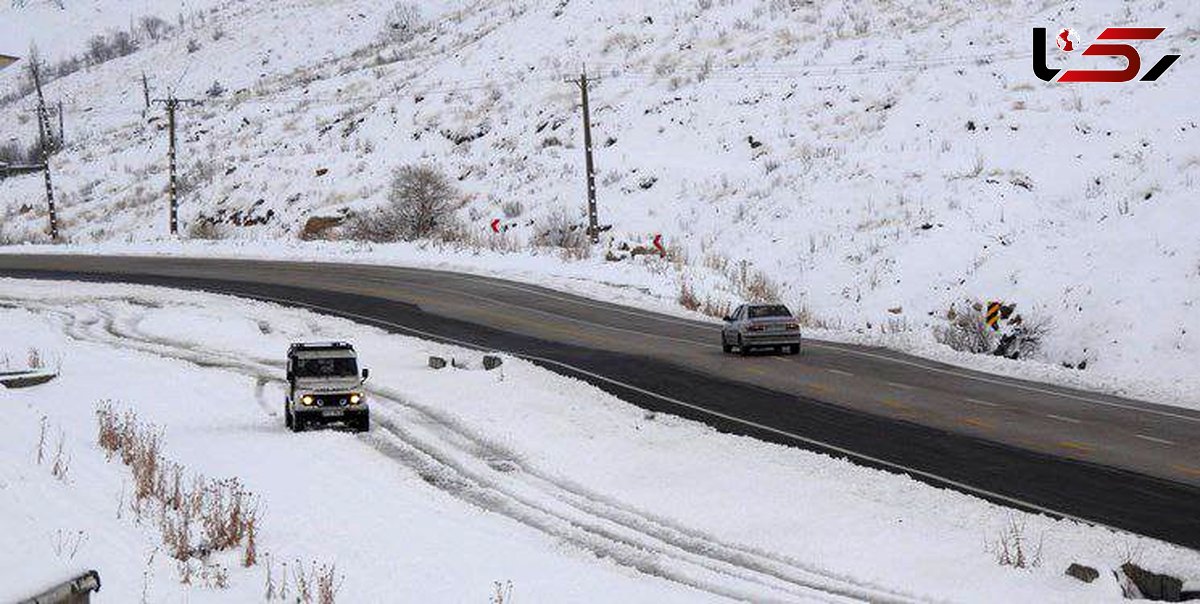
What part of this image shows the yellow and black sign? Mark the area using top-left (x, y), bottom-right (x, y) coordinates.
top-left (986, 301), bottom-right (1002, 331)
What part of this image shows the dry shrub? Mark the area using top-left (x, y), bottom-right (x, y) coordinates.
top-left (344, 165), bottom-right (462, 242)
top-left (678, 280), bottom-right (701, 311)
top-left (532, 209), bottom-right (589, 254)
top-left (491, 581), bottom-right (514, 604)
top-left (96, 403), bottom-right (260, 572)
top-left (733, 260), bottom-right (780, 302)
top-left (988, 516), bottom-right (1043, 568)
top-left (266, 559), bottom-right (341, 604)
top-left (187, 218), bottom-right (230, 241)
top-left (935, 303), bottom-right (996, 354)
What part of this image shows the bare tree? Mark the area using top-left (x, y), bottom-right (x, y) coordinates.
top-left (344, 164), bottom-right (461, 242)
top-left (380, 2), bottom-right (424, 45)
top-left (389, 164), bottom-right (459, 239)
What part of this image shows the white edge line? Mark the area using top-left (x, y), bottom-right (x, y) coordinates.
top-left (230, 290), bottom-right (1132, 539)
top-left (1046, 414), bottom-right (1083, 424)
top-left (1135, 434), bottom-right (1176, 446)
top-left (965, 398), bottom-right (999, 408)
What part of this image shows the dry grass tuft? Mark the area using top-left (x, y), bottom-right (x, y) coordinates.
top-left (988, 516), bottom-right (1043, 568)
top-left (96, 402), bottom-right (260, 577)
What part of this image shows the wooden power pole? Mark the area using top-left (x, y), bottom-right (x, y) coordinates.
top-left (564, 67), bottom-right (601, 244)
top-left (28, 54), bottom-right (58, 242)
top-left (141, 72), bottom-right (150, 116)
top-left (151, 95), bottom-right (200, 236)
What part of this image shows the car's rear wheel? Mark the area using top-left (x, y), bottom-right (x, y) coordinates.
top-left (721, 333), bottom-right (733, 353)
top-left (789, 344), bottom-right (801, 355)
top-left (738, 335), bottom-right (751, 356)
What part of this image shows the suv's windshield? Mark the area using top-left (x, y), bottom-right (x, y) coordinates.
top-left (294, 357), bottom-right (358, 378)
top-left (748, 305), bottom-right (792, 319)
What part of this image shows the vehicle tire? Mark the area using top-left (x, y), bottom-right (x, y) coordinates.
top-left (721, 333), bottom-right (733, 354)
top-left (789, 344), bottom-right (801, 355)
top-left (738, 335), bottom-right (751, 356)
top-left (284, 402), bottom-right (293, 429)
top-left (355, 414), bottom-right (370, 433)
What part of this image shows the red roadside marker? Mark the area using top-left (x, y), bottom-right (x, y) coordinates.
top-left (653, 234), bottom-right (665, 256)
top-left (491, 219), bottom-right (501, 233)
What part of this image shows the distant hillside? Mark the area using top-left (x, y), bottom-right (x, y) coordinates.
top-left (1, 0), bottom-right (1197, 400)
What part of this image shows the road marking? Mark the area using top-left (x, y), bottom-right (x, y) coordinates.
top-left (961, 417), bottom-right (992, 429)
top-left (824, 368), bottom-right (854, 377)
top-left (1046, 414), bottom-right (1082, 424)
top-left (745, 366), bottom-right (768, 376)
top-left (227, 290), bottom-right (1124, 536)
top-left (437, 268), bottom-right (1200, 428)
top-left (1172, 464), bottom-right (1200, 477)
top-left (965, 397), bottom-right (1000, 408)
top-left (881, 398), bottom-right (911, 410)
top-left (810, 341), bottom-right (1200, 424)
top-left (1058, 441), bottom-right (1093, 453)
top-left (886, 381), bottom-right (913, 390)
top-left (43, 254), bottom-right (1200, 427)
top-left (1135, 434), bottom-right (1175, 446)
top-left (806, 383), bottom-right (831, 395)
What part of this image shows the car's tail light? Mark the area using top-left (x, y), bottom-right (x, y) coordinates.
top-left (747, 324), bottom-right (766, 332)
top-left (785, 323), bottom-right (799, 330)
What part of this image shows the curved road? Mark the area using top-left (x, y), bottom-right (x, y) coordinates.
top-left (2, 254), bottom-right (1198, 549)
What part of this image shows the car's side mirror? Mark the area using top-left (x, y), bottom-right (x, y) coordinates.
top-left (361, 368), bottom-right (370, 381)
top-left (723, 316), bottom-right (734, 322)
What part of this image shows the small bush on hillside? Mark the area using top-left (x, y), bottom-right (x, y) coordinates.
top-left (531, 209), bottom-right (588, 252)
top-left (381, 2), bottom-right (424, 45)
top-left (187, 218), bottom-right (229, 240)
top-left (344, 165), bottom-right (462, 243)
top-left (935, 303), bottom-right (996, 354)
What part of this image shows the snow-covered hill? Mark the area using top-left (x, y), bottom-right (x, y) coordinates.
top-left (1, 0), bottom-right (1197, 402)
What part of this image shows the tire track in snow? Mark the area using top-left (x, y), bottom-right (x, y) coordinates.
top-left (6, 295), bottom-right (931, 604)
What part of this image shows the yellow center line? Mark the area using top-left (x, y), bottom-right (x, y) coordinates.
top-left (1058, 441), bottom-right (1094, 453)
top-left (881, 398), bottom-right (911, 410)
top-left (961, 417), bottom-right (992, 429)
top-left (1171, 464), bottom-right (1200, 477)
top-left (807, 383), bottom-right (831, 395)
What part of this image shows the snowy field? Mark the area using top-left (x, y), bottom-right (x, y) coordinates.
top-left (1, 278), bottom-right (1198, 602)
top-left (1, 0), bottom-right (1197, 413)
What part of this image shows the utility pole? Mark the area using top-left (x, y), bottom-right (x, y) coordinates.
top-left (151, 95), bottom-right (200, 236)
top-left (564, 66), bottom-right (601, 244)
top-left (28, 53), bottom-right (58, 241)
top-left (141, 72), bottom-right (150, 116)
top-left (57, 99), bottom-right (64, 144)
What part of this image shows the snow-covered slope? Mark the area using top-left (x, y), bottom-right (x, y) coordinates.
top-left (1, 0), bottom-right (1196, 400)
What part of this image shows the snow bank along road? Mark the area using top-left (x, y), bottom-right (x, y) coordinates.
top-left (2, 254), bottom-right (1198, 550)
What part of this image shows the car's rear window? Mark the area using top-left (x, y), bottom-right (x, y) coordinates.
top-left (748, 305), bottom-right (791, 318)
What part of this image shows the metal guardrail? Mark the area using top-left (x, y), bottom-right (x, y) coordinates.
top-left (0, 370), bottom-right (57, 389)
top-left (0, 163), bottom-right (48, 180)
top-left (19, 570), bottom-right (101, 604)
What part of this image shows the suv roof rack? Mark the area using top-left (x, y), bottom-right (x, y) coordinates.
top-left (288, 341), bottom-right (354, 353)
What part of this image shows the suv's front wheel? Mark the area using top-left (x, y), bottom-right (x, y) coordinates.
top-left (353, 414), bottom-right (370, 433)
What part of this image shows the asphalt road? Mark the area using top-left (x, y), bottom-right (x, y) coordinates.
top-left (3, 254), bottom-right (1199, 549)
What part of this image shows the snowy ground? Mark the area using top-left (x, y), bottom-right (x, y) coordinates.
top-left (2, 277), bottom-right (1198, 602)
top-left (1, 0), bottom-right (1197, 413)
